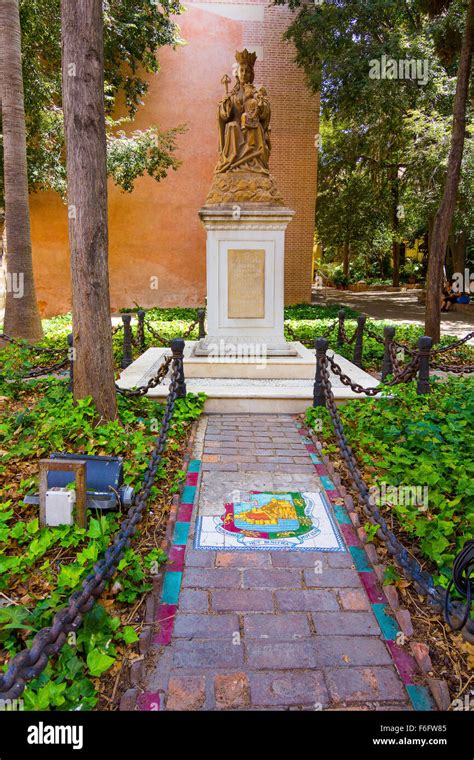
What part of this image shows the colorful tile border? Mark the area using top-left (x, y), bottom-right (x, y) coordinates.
top-left (119, 418), bottom-right (205, 712)
top-left (151, 458), bottom-right (201, 652)
top-left (298, 425), bottom-right (436, 712)
top-left (125, 418), bottom-right (439, 712)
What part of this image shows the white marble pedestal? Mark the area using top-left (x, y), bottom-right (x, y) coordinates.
top-left (195, 205), bottom-right (296, 357)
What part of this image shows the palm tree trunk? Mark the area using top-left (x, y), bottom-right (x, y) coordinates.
top-left (61, 0), bottom-right (117, 420)
top-left (425, 0), bottom-right (474, 342)
top-left (0, 0), bottom-right (43, 340)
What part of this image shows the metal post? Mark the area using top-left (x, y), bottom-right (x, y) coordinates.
top-left (67, 333), bottom-right (74, 392)
top-left (313, 338), bottom-right (328, 407)
top-left (137, 309), bottom-right (146, 353)
top-left (121, 314), bottom-right (133, 369)
top-left (381, 326), bottom-right (396, 380)
top-left (337, 309), bottom-right (345, 348)
top-left (416, 336), bottom-right (432, 395)
top-left (352, 315), bottom-right (366, 368)
top-left (197, 308), bottom-right (206, 340)
top-left (170, 338), bottom-right (187, 399)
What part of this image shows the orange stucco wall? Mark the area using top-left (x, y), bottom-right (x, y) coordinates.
top-left (29, 3), bottom-right (318, 316)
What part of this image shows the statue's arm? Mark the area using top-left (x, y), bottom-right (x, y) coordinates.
top-left (258, 97), bottom-right (271, 124)
top-left (218, 96), bottom-right (233, 122)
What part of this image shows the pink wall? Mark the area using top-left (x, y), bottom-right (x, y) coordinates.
top-left (29, 4), bottom-right (317, 316)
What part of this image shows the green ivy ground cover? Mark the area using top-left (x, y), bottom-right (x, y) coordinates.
top-left (0, 369), bottom-right (205, 710)
top-left (3, 306), bottom-right (472, 378)
top-left (306, 376), bottom-right (474, 586)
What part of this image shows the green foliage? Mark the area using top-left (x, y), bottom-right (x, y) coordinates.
top-left (306, 376), bottom-right (474, 582)
top-left (277, 0), bottom-right (473, 279)
top-left (0, 349), bottom-right (205, 709)
top-left (286, 312), bottom-right (473, 371)
top-left (106, 125), bottom-right (186, 193)
top-left (284, 303), bottom-right (359, 320)
top-left (0, 0), bottom-right (184, 205)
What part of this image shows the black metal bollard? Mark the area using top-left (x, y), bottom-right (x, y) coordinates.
top-left (67, 333), bottom-right (74, 392)
top-left (381, 326), bottom-right (396, 380)
top-left (337, 310), bottom-right (345, 348)
top-left (171, 338), bottom-right (187, 399)
top-left (137, 309), bottom-right (146, 353)
top-left (416, 336), bottom-right (432, 395)
top-left (352, 315), bottom-right (366, 368)
top-left (313, 338), bottom-right (328, 407)
top-left (121, 314), bottom-right (133, 369)
top-left (197, 308), bottom-right (206, 340)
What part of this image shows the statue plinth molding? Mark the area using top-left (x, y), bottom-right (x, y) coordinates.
top-left (195, 205), bottom-right (296, 357)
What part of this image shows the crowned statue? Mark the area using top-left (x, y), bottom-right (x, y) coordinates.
top-left (205, 49), bottom-right (284, 205)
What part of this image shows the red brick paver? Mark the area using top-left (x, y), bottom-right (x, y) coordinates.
top-left (142, 415), bottom-right (412, 711)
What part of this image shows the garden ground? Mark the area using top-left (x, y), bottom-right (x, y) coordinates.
top-left (1, 306), bottom-right (472, 711)
top-left (315, 288), bottom-right (474, 343)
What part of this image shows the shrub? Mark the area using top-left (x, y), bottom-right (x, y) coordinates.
top-left (306, 376), bottom-right (474, 584)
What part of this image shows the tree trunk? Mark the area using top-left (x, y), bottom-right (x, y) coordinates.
top-left (0, 0), bottom-right (43, 340)
top-left (61, 0), bottom-right (117, 421)
top-left (391, 169), bottom-right (400, 287)
top-left (449, 231), bottom-right (467, 279)
top-left (425, 0), bottom-right (474, 342)
top-left (392, 241), bottom-right (400, 287)
top-left (342, 240), bottom-right (350, 279)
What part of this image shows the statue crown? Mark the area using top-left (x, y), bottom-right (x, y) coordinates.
top-left (235, 49), bottom-right (257, 67)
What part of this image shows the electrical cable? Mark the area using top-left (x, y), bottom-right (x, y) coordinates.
top-left (444, 539), bottom-right (474, 631)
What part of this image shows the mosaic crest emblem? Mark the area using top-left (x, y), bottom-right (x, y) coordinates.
top-left (195, 491), bottom-right (345, 552)
top-left (221, 492), bottom-right (317, 545)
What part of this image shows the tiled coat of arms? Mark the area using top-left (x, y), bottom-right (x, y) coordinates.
top-left (195, 492), bottom-right (344, 552)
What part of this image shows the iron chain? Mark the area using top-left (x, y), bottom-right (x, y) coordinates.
top-left (0, 356), bottom-right (183, 700)
top-left (116, 355), bottom-right (173, 397)
top-left (318, 353), bottom-right (445, 608)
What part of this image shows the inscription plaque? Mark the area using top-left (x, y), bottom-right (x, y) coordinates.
top-left (227, 249), bottom-right (265, 319)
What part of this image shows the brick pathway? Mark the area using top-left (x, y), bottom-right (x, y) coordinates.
top-left (141, 414), bottom-right (420, 711)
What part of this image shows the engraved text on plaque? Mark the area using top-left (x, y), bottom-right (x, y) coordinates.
top-left (227, 249), bottom-right (265, 319)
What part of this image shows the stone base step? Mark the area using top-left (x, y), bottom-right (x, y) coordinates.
top-left (117, 343), bottom-right (382, 413)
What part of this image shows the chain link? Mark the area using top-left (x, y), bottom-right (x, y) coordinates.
top-left (143, 322), bottom-right (172, 347)
top-left (318, 353), bottom-right (445, 608)
top-left (430, 362), bottom-right (474, 374)
top-left (116, 355), bottom-right (173, 397)
top-left (338, 321), bottom-right (358, 345)
top-left (181, 319), bottom-right (199, 340)
top-left (0, 333), bottom-right (66, 358)
top-left (326, 352), bottom-right (419, 396)
top-left (430, 331), bottom-right (474, 356)
top-left (285, 319), bottom-right (338, 347)
top-left (20, 357), bottom-right (69, 379)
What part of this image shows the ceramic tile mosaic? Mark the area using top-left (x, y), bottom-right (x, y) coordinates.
top-left (194, 490), bottom-right (345, 552)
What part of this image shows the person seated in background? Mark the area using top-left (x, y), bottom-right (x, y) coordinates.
top-left (441, 279), bottom-right (459, 312)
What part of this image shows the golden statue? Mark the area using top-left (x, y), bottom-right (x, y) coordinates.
top-left (205, 49), bottom-right (284, 205)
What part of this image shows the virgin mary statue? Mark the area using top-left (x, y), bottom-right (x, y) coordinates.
top-left (205, 49), bottom-right (284, 205)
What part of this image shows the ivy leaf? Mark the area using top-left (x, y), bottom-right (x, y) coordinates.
top-left (121, 626), bottom-right (139, 644)
top-left (86, 649), bottom-right (115, 677)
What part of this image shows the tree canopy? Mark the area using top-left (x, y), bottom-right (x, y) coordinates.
top-left (0, 0), bottom-right (184, 209)
top-left (277, 0), bottom-right (473, 286)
